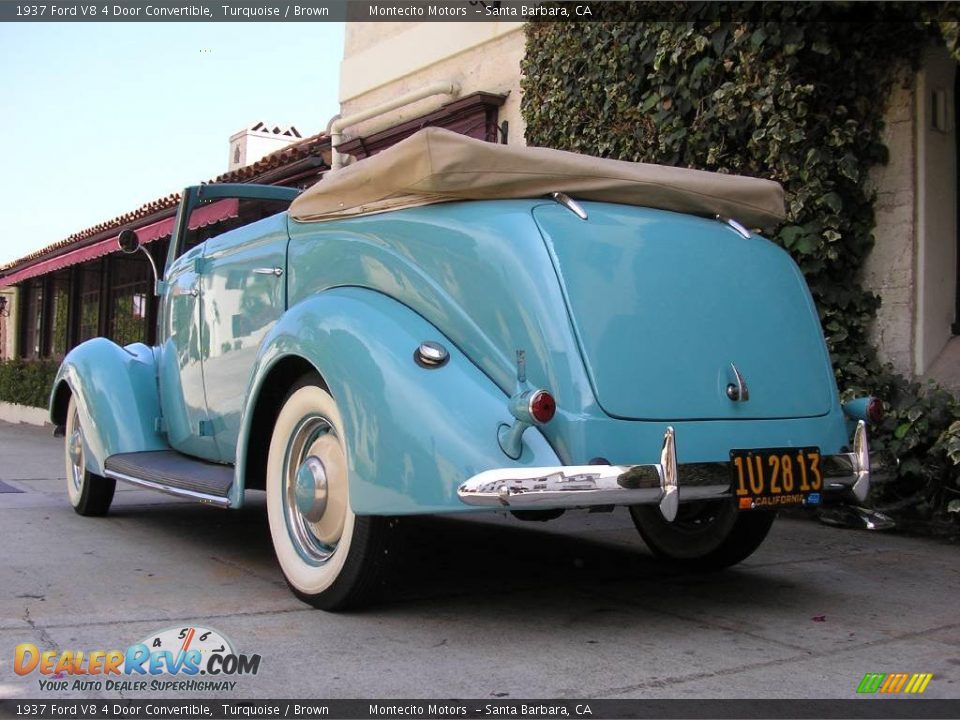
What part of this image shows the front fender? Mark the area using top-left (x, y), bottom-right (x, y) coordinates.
top-left (50, 339), bottom-right (167, 475)
top-left (237, 287), bottom-right (561, 514)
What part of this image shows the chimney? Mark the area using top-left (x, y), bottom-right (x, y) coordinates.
top-left (228, 122), bottom-right (302, 171)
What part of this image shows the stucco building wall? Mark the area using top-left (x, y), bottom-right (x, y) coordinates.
top-left (863, 47), bottom-right (958, 380)
top-left (864, 75), bottom-right (918, 376)
top-left (339, 22), bottom-right (525, 145)
top-left (0, 288), bottom-right (18, 360)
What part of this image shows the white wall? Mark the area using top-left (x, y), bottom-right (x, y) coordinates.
top-left (914, 45), bottom-right (958, 375)
top-left (339, 22), bottom-right (526, 144)
top-left (864, 73), bottom-right (917, 376)
top-left (864, 47), bottom-right (959, 378)
top-left (228, 129), bottom-right (299, 171)
top-left (0, 287), bottom-right (19, 360)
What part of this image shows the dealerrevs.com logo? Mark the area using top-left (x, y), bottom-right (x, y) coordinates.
top-left (14, 625), bottom-right (261, 693)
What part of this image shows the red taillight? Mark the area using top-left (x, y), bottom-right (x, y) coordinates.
top-left (867, 397), bottom-right (884, 424)
top-left (529, 390), bottom-right (556, 424)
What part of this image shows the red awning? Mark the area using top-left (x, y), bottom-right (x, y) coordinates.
top-left (0, 198), bottom-right (240, 287)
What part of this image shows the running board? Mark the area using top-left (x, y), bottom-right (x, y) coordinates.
top-left (103, 451), bottom-right (233, 507)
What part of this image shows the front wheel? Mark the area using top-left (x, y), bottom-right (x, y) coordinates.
top-left (266, 377), bottom-right (391, 610)
top-left (629, 500), bottom-right (775, 570)
top-left (65, 397), bottom-right (115, 516)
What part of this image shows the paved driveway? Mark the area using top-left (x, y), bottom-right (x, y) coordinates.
top-left (0, 420), bottom-right (957, 701)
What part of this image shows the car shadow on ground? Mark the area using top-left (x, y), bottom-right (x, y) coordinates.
top-left (105, 497), bottom-right (810, 615)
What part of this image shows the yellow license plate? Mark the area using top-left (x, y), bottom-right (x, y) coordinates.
top-left (730, 447), bottom-right (823, 509)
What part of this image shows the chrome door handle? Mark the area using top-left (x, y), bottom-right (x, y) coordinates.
top-left (253, 267), bottom-right (283, 277)
top-left (189, 287), bottom-right (199, 297)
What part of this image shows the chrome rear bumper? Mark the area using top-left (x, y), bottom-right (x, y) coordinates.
top-left (457, 421), bottom-right (874, 522)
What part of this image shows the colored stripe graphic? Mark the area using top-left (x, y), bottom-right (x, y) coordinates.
top-left (857, 673), bottom-right (885, 694)
top-left (857, 672), bottom-right (932, 694)
top-left (913, 674), bottom-right (933, 694)
top-left (880, 673), bottom-right (910, 693)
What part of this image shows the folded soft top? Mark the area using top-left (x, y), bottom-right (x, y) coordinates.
top-left (289, 127), bottom-right (786, 230)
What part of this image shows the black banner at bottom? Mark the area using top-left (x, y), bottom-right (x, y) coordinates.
top-left (2, 699), bottom-right (960, 720)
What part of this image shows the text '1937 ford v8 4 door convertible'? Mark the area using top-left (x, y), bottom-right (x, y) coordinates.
top-left (50, 128), bottom-right (884, 610)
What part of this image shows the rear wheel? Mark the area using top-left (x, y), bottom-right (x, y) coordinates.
top-left (65, 397), bottom-right (115, 516)
top-left (266, 376), bottom-right (391, 610)
top-left (629, 499), bottom-right (774, 570)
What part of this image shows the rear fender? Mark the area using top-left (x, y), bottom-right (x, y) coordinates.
top-left (236, 286), bottom-right (560, 514)
top-left (49, 339), bottom-right (167, 475)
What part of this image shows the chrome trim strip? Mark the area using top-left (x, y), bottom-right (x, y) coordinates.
top-left (550, 191), bottom-right (588, 220)
top-left (104, 469), bottom-right (232, 508)
top-left (252, 267), bottom-right (284, 277)
top-left (716, 214), bottom-right (751, 239)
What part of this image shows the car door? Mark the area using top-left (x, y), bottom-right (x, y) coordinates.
top-left (156, 185), bottom-right (299, 465)
top-left (200, 212), bottom-right (290, 463)
top-left (158, 236), bottom-right (220, 461)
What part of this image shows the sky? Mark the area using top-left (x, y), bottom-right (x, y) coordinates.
top-left (0, 22), bottom-right (344, 266)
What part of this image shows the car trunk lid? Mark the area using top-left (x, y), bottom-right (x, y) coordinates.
top-left (533, 202), bottom-right (834, 421)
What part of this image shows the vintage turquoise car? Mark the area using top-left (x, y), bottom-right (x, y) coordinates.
top-left (50, 128), bottom-right (881, 610)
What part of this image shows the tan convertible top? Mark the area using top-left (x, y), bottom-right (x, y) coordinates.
top-left (289, 127), bottom-right (785, 229)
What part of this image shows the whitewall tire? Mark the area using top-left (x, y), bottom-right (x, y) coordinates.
top-left (266, 376), bottom-right (390, 610)
top-left (65, 396), bottom-right (115, 516)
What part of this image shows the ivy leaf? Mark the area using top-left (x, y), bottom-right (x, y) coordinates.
top-left (819, 192), bottom-right (843, 214)
top-left (839, 153), bottom-right (860, 182)
top-left (779, 225), bottom-right (805, 248)
top-left (811, 40), bottom-right (832, 55)
top-left (692, 57), bottom-right (713, 81)
top-left (895, 423), bottom-right (912, 440)
top-left (639, 93), bottom-right (660, 112)
top-left (711, 27), bottom-right (729, 56)
top-left (795, 234), bottom-right (820, 255)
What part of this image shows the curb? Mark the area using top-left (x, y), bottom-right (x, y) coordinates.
top-left (0, 401), bottom-right (51, 428)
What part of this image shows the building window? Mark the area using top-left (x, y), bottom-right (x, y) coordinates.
top-left (22, 279), bottom-right (44, 359)
top-left (78, 264), bottom-right (102, 343)
top-left (50, 272), bottom-right (70, 358)
top-left (110, 256), bottom-right (150, 347)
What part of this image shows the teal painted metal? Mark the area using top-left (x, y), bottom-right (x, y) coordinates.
top-left (233, 286), bottom-right (561, 513)
top-left (158, 241), bottom-right (219, 461)
top-left (54, 192), bottom-right (857, 516)
top-left (285, 200), bottom-right (602, 443)
top-left (532, 203), bottom-right (837, 421)
top-left (842, 396), bottom-right (873, 422)
top-left (199, 213), bottom-right (289, 463)
top-left (285, 200), bottom-right (848, 469)
top-left (157, 187), bottom-right (297, 464)
top-left (49, 339), bottom-right (168, 475)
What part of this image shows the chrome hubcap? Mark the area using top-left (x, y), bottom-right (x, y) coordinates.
top-left (68, 410), bottom-right (84, 492)
top-left (283, 416), bottom-right (347, 565)
top-left (294, 456), bottom-right (328, 522)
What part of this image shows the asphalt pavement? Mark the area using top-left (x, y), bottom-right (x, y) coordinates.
top-left (0, 420), bottom-right (958, 701)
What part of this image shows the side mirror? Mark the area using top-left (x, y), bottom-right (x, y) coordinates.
top-left (117, 228), bottom-right (160, 294)
top-left (118, 229), bottom-right (140, 254)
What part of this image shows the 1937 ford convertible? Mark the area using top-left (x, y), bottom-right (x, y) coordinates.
top-left (50, 128), bottom-right (880, 610)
